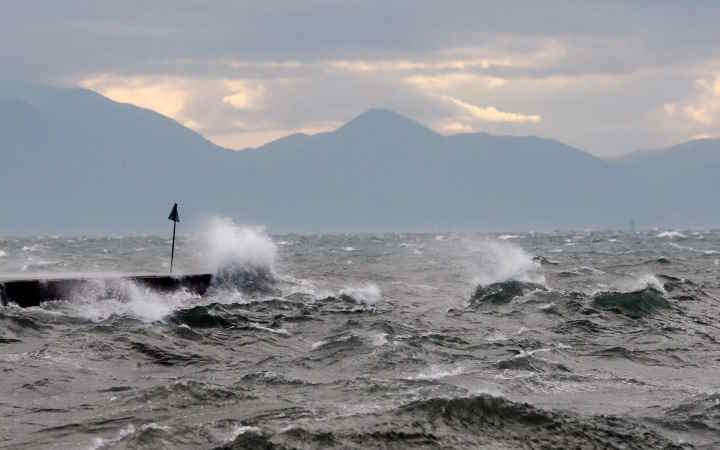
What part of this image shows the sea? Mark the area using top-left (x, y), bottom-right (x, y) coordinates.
top-left (1, 219), bottom-right (719, 449)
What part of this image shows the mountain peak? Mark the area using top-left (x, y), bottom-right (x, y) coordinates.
top-left (337, 108), bottom-right (438, 138)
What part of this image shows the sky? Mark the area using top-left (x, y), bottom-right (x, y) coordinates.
top-left (2, 1), bottom-right (720, 156)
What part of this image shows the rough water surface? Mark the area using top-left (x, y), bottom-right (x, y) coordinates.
top-left (1, 227), bottom-right (719, 449)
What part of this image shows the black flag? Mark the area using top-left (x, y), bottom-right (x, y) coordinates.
top-left (168, 203), bottom-right (179, 273)
top-left (169, 203), bottom-right (180, 223)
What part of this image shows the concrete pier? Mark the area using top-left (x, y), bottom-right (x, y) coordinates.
top-left (0, 273), bottom-right (213, 308)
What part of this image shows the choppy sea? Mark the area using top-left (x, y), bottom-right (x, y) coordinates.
top-left (1, 220), bottom-right (720, 449)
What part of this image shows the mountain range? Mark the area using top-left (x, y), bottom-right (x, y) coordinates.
top-left (1, 84), bottom-right (718, 234)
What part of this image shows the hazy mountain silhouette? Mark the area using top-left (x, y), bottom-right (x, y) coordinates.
top-left (0, 84), bottom-right (233, 233)
top-left (0, 84), bottom-right (712, 233)
top-left (228, 109), bottom-right (645, 231)
top-left (617, 139), bottom-right (720, 226)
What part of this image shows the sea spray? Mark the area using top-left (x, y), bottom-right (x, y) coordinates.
top-left (468, 240), bottom-right (545, 286)
top-left (339, 283), bottom-right (382, 305)
top-left (62, 279), bottom-right (196, 322)
top-left (201, 217), bottom-right (278, 293)
top-left (616, 273), bottom-right (666, 293)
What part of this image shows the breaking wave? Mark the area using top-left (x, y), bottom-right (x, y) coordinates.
top-left (591, 286), bottom-right (671, 318)
top-left (212, 395), bottom-right (685, 450)
top-left (201, 217), bottom-right (278, 294)
top-left (470, 280), bottom-right (547, 306)
top-left (469, 240), bottom-right (545, 286)
top-left (338, 283), bottom-right (382, 305)
top-left (657, 231), bottom-right (687, 239)
top-left (61, 278), bottom-right (197, 323)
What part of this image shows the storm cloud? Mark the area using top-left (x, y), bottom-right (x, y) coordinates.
top-left (3, 1), bottom-right (720, 155)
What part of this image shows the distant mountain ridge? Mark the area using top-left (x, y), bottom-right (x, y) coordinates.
top-left (0, 85), bottom-right (717, 233)
top-left (616, 138), bottom-right (720, 226)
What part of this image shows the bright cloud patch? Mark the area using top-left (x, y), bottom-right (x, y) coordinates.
top-left (222, 80), bottom-right (266, 110)
top-left (665, 74), bottom-right (720, 128)
top-left (442, 95), bottom-right (541, 124)
top-left (81, 75), bottom-right (191, 119)
top-left (406, 74), bottom-right (507, 91)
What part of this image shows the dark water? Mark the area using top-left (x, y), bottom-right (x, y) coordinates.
top-left (1, 225), bottom-right (720, 449)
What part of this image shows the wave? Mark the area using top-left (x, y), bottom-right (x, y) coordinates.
top-left (338, 283), bottom-right (381, 305)
top-left (470, 280), bottom-right (547, 306)
top-left (130, 341), bottom-right (215, 366)
top-left (407, 365), bottom-right (465, 380)
top-left (656, 392), bottom-right (720, 433)
top-left (532, 255), bottom-right (560, 266)
top-left (214, 395), bottom-right (684, 449)
top-left (553, 319), bottom-right (606, 334)
top-left (469, 240), bottom-right (545, 286)
top-left (496, 350), bottom-right (570, 373)
top-left (0, 309), bottom-right (50, 336)
top-left (647, 256), bottom-right (672, 264)
top-left (60, 278), bottom-right (198, 323)
top-left (590, 346), bottom-right (660, 364)
top-left (131, 380), bottom-right (253, 408)
top-left (657, 231), bottom-right (687, 239)
top-left (591, 286), bottom-right (671, 318)
top-left (202, 217), bottom-right (279, 295)
top-left (240, 371), bottom-right (311, 386)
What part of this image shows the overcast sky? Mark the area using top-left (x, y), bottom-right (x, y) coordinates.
top-left (3, 1), bottom-right (720, 156)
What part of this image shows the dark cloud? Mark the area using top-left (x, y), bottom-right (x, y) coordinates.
top-left (4, 1), bottom-right (720, 80)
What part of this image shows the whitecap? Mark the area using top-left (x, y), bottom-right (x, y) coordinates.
top-left (603, 274), bottom-right (666, 294)
top-left (229, 425), bottom-right (261, 440)
top-left (249, 322), bottom-right (290, 336)
top-left (657, 231), bottom-right (687, 239)
top-left (367, 332), bottom-right (388, 347)
top-left (409, 365), bottom-right (464, 380)
top-left (87, 424), bottom-right (137, 450)
top-left (469, 240), bottom-right (546, 286)
top-left (339, 283), bottom-right (382, 305)
top-left (60, 279), bottom-right (198, 323)
top-left (486, 331), bottom-right (508, 343)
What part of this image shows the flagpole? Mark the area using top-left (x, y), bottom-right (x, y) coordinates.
top-left (168, 203), bottom-right (180, 274)
top-left (170, 220), bottom-right (176, 274)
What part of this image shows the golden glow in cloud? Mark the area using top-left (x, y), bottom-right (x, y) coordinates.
top-left (222, 80), bottom-right (266, 110)
top-left (442, 95), bottom-right (541, 123)
top-left (326, 40), bottom-right (566, 75)
top-left (81, 76), bottom-right (190, 119)
top-left (406, 74), bottom-right (507, 91)
top-left (684, 105), bottom-right (712, 125)
top-left (438, 121), bottom-right (474, 133)
top-left (328, 58), bottom-right (509, 73)
top-left (665, 74), bottom-right (720, 127)
top-left (212, 122), bottom-right (342, 150)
